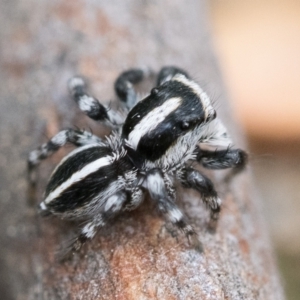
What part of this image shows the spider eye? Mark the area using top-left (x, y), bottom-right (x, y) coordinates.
top-left (151, 88), bottom-right (159, 96)
top-left (181, 121), bottom-right (191, 130)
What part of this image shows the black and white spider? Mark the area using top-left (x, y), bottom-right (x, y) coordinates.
top-left (28, 66), bottom-right (247, 254)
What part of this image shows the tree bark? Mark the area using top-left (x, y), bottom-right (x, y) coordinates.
top-left (0, 0), bottom-right (284, 299)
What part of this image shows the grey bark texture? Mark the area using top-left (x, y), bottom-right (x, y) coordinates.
top-left (0, 0), bottom-right (285, 299)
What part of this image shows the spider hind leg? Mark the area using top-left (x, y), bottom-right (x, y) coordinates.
top-left (144, 169), bottom-right (203, 252)
top-left (57, 191), bottom-right (128, 260)
top-left (181, 167), bottom-right (221, 230)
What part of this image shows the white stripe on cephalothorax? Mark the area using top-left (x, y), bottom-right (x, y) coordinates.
top-left (45, 155), bottom-right (113, 204)
top-left (127, 97), bottom-right (182, 149)
top-left (173, 74), bottom-right (214, 120)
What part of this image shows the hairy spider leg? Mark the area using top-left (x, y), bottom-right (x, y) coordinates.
top-left (59, 191), bottom-right (128, 258)
top-left (181, 167), bottom-right (221, 223)
top-left (68, 76), bottom-right (125, 127)
top-left (123, 187), bottom-right (144, 211)
top-left (114, 68), bottom-right (151, 110)
top-left (157, 66), bottom-right (190, 86)
top-left (198, 148), bottom-right (247, 172)
top-left (27, 129), bottom-right (103, 184)
top-left (144, 169), bottom-right (202, 251)
top-left (195, 118), bottom-right (248, 177)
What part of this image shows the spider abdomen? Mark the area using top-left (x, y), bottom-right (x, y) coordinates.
top-left (41, 144), bottom-right (133, 218)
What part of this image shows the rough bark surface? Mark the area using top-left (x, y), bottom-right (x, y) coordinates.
top-left (0, 1), bottom-right (284, 299)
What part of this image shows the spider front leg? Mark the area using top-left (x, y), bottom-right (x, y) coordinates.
top-left (27, 129), bottom-right (103, 183)
top-left (114, 68), bottom-right (151, 110)
top-left (68, 77), bottom-right (125, 128)
top-left (143, 169), bottom-right (202, 251)
top-left (197, 118), bottom-right (248, 179)
top-left (180, 167), bottom-right (221, 227)
top-left (157, 66), bottom-right (190, 85)
top-left (197, 148), bottom-right (248, 173)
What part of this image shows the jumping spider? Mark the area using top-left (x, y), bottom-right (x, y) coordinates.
top-left (28, 66), bottom-right (247, 254)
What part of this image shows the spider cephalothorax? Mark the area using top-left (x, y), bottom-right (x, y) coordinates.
top-left (28, 66), bottom-right (247, 254)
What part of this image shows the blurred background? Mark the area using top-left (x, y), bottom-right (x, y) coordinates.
top-left (0, 0), bottom-right (298, 298)
top-left (209, 0), bottom-right (300, 299)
